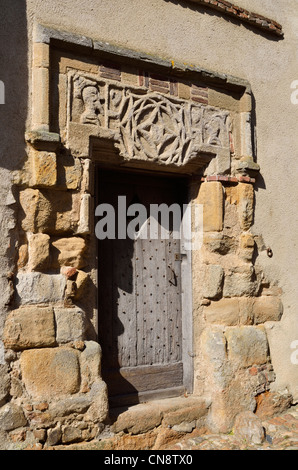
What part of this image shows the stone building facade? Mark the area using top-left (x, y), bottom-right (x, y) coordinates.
top-left (0, 0), bottom-right (297, 449)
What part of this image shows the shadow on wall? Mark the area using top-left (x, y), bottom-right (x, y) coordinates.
top-left (0, 0), bottom-right (28, 172)
top-left (163, 0), bottom-right (283, 41)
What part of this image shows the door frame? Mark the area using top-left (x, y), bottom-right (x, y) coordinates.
top-left (95, 165), bottom-right (194, 402)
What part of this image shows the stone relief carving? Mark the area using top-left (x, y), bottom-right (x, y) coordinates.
top-left (74, 75), bottom-right (104, 124)
top-left (72, 74), bottom-right (230, 167)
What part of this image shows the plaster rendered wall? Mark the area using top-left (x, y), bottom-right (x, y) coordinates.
top-left (3, 0), bottom-right (298, 402)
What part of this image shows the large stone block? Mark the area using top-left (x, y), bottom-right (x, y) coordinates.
top-left (203, 298), bottom-right (239, 326)
top-left (197, 182), bottom-right (223, 232)
top-left (19, 188), bottom-right (80, 235)
top-left (252, 296), bottom-right (283, 324)
top-left (20, 348), bottom-right (81, 399)
top-left (223, 266), bottom-right (260, 298)
top-left (15, 273), bottom-right (66, 305)
top-left (3, 306), bottom-right (56, 350)
top-left (54, 307), bottom-right (87, 344)
top-left (51, 237), bottom-right (87, 268)
top-left (225, 326), bottom-right (269, 367)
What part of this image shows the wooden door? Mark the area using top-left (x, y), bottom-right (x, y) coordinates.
top-left (97, 170), bottom-right (191, 406)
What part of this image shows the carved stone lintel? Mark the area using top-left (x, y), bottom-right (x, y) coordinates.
top-left (70, 73), bottom-right (231, 169)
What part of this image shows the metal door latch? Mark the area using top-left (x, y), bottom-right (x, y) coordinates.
top-left (168, 265), bottom-right (177, 286)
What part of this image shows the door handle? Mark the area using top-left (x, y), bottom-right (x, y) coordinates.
top-left (168, 265), bottom-right (177, 287)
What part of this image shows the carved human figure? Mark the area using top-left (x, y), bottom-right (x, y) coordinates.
top-left (204, 114), bottom-right (223, 146)
top-left (81, 85), bottom-right (103, 124)
top-left (74, 75), bottom-right (104, 124)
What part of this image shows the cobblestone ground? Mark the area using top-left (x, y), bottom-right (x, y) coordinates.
top-left (165, 407), bottom-right (298, 451)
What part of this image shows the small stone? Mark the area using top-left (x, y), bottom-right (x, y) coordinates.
top-left (54, 307), bottom-right (87, 344)
top-left (0, 365), bottom-right (10, 407)
top-left (47, 426), bottom-right (62, 446)
top-left (233, 411), bottom-right (265, 444)
top-left (172, 421), bottom-right (196, 433)
top-left (202, 265), bottom-right (224, 300)
top-left (27, 233), bottom-right (50, 271)
top-left (61, 266), bottom-right (77, 279)
top-left (0, 404), bottom-right (27, 432)
top-left (62, 425), bottom-right (82, 444)
top-left (35, 402), bottom-right (49, 412)
top-left (34, 429), bottom-right (47, 442)
top-left (52, 237), bottom-right (87, 268)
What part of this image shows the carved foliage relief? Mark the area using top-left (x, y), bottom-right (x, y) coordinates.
top-left (71, 73), bottom-right (230, 167)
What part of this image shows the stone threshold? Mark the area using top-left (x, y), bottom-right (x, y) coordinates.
top-left (49, 395), bottom-right (211, 450)
top-left (108, 395), bottom-right (211, 435)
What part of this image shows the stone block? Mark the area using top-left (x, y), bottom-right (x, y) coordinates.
top-left (223, 267), bottom-right (260, 298)
top-left (203, 232), bottom-right (236, 254)
top-left (252, 296), bottom-right (283, 324)
top-left (200, 326), bottom-right (233, 390)
top-left (30, 150), bottom-right (57, 188)
top-left (27, 232), bottom-right (50, 271)
top-left (77, 194), bottom-right (91, 234)
top-left (54, 307), bottom-right (87, 344)
top-left (225, 326), bottom-right (269, 367)
top-left (32, 66), bottom-right (49, 129)
top-left (85, 379), bottom-right (109, 423)
top-left (203, 298), bottom-right (239, 326)
top-left (74, 270), bottom-right (89, 299)
top-left (80, 341), bottom-right (102, 383)
top-left (57, 154), bottom-right (82, 190)
top-left (62, 425), bottom-right (82, 444)
top-left (33, 42), bottom-right (50, 68)
top-left (49, 395), bottom-right (91, 419)
top-left (197, 182), bottom-right (223, 232)
top-left (237, 183), bottom-right (254, 230)
top-left (20, 348), bottom-right (81, 399)
top-left (0, 365), bottom-right (10, 407)
top-left (3, 306), bottom-right (56, 350)
top-left (47, 426), bottom-right (62, 446)
top-left (0, 404), bottom-right (27, 432)
top-left (233, 411), bottom-right (265, 444)
top-left (15, 273), bottom-right (66, 305)
top-left (239, 232), bottom-right (255, 261)
top-left (255, 392), bottom-right (292, 419)
top-left (19, 188), bottom-right (80, 235)
top-left (51, 237), bottom-right (87, 268)
top-left (202, 264), bottom-right (224, 300)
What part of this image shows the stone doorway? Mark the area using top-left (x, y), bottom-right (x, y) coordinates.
top-left (96, 169), bottom-right (193, 406)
